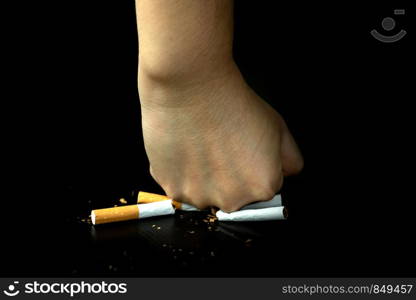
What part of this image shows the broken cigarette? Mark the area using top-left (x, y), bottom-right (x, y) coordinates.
top-left (138, 191), bottom-right (200, 211)
top-left (216, 206), bottom-right (287, 221)
top-left (91, 200), bottom-right (174, 225)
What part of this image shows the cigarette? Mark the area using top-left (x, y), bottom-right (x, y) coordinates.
top-left (136, 191), bottom-right (282, 217)
top-left (91, 200), bottom-right (174, 225)
top-left (239, 194), bottom-right (282, 210)
top-left (216, 206), bottom-right (287, 221)
top-left (138, 191), bottom-right (200, 211)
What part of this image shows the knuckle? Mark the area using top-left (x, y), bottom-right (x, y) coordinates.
top-left (294, 156), bottom-right (304, 173)
top-left (251, 181), bottom-right (277, 202)
top-left (219, 201), bottom-right (241, 213)
top-left (272, 174), bottom-right (284, 193)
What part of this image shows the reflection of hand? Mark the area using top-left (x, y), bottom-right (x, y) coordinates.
top-left (140, 65), bottom-right (303, 212)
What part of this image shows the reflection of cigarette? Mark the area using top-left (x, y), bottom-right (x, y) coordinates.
top-left (216, 206), bottom-right (287, 221)
top-left (138, 191), bottom-right (200, 211)
top-left (91, 200), bottom-right (174, 225)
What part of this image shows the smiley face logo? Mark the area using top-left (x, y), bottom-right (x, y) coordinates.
top-left (371, 9), bottom-right (407, 43)
top-left (3, 281), bottom-right (20, 297)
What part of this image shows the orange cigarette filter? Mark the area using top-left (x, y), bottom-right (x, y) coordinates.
top-left (91, 205), bottom-right (139, 225)
top-left (137, 191), bottom-right (169, 203)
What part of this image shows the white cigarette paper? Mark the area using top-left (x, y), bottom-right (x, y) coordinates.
top-left (138, 200), bottom-right (175, 218)
top-left (216, 206), bottom-right (287, 221)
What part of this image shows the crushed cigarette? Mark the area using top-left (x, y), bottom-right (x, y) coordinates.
top-left (90, 191), bottom-right (285, 225)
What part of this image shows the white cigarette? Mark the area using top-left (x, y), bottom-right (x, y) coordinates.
top-left (216, 206), bottom-right (287, 221)
top-left (239, 194), bottom-right (282, 210)
top-left (91, 200), bottom-right (174, 225)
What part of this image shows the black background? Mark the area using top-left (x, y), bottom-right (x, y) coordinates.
top-left (2, 1), bottom-right (414, 277)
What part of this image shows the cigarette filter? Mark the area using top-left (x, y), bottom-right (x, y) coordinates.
top-left (216, 206), bottom-right (287, 222)
top-left (137, 191), bottom-right (170, 203)
top-left (240, 194), bottom-right (282, 210)
top-left (91, 200), bottom-right (174, 225)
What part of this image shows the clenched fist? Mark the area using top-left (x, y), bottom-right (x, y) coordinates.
top-left (139, 64), bottom-right (303, 212)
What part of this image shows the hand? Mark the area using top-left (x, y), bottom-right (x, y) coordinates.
top-left (140, 65), bottom-right (303, 212)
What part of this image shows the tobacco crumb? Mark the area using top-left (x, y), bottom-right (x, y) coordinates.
top-left (210, 207), bottom-right (218, 215)
top-left (178, 248), bottom-right (182, 252)
top-left (119, 198), bottom-right (127, 204)
top-left (210, 251), bottom-right (215, 257)
top-left (152, 224), bottom-right (156, 228)
top-left (162, 244), bottom-right (167, 248)
top-left (157, 226), bottom-right (161, 230)
top-left (189, 251), bottom-right (194, 255)
top-left (188, 230), bottom-right (195, 234)
top-left (108, 265), bottom-right (113, 270)
top-left (114, 205), bottom-right (118, 207)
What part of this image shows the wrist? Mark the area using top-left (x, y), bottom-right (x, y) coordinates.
top-left (138, 58), bottom-right (239, 108)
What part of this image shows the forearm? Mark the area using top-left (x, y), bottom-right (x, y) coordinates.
top-left (136, 0), bottom-right (235, 87)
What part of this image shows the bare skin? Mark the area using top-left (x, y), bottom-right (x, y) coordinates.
top-left (136, 0), bottom-right (303, 212)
